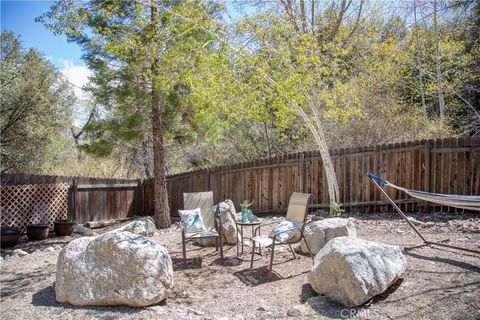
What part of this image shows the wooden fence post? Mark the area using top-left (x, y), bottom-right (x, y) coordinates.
top-left (72, 178), bottom-right (78, 221)
top-left (423, 141), bottom-right (431, 213)
top-left (299, 153), bottom-right (305, 193)
top-left (207, 169), bottom-right (211, 191)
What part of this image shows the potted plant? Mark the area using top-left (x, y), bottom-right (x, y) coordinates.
top-left (240, 200), bottom-right (254, 222)
top-left (26, 224), bottom-right (50, 241)
top-left (1, 226), bottom-right (21, 248)
top-left (54, 218), bottom-right (75, 236)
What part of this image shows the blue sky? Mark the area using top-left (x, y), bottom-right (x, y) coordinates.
top-left (0, 0), bottom-right (249, 69)
top-left (1, 0), bottom-right (250, 100)
top-left (1, 0), bottom-right (84, 68)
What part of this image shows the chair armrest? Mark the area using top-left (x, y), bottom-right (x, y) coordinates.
top-left (260, 220), bottom-right (279, 227)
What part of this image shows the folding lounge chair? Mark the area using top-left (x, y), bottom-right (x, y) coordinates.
top-left (250, 192), bottom-right (313, 271)
top-left (181, 191), bottom-right (224, 264)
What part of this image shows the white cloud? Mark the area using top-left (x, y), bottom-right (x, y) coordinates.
top-left (61, 60), bottom-right (92, 101)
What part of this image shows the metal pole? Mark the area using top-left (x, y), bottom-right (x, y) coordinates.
top-left (426, 241), bottom-right (480, 255)
top-left (370, 178), bottom-right (427, 242)
top-left (369, 176), bottom-right (480, 255)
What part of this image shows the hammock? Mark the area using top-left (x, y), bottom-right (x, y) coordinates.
top-left (367, 172), bottom-right (480, 211)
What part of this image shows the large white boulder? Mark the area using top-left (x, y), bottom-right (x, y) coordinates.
top-left (114, 217), bottom-right (159, 237)
top-left (218, 199), bottom-right (241, 245)
top-left (196, 199), bottom-right (240, 247)
top-left (56, 231), bottom-right (173, 307)
top-left (299, 218), bottom-right (356, 255)
top-left (309, 236), bottom-right (407, 307)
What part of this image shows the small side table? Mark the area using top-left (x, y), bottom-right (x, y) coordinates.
top-left (236, 219), bottom-right (262, 258)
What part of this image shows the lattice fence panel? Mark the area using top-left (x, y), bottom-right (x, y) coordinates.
top-left (0, 183), bottom-right (69, 233)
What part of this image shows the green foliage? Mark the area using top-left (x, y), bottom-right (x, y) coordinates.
top-left (0, 32), bottom-right (73, 173)
top-left (330, 202), bottom-right (345, 217)
top-left (33, 0), bottom-right (479, 180)
top-left (54, 218), bottom-right (75, 224)
top-left (38, 1), bottom-right (227, 164)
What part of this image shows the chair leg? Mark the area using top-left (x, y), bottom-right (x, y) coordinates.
top-left (269, 243), bottom-right (275, 271)
top-left (182, 231), bottom-right (187, 265)
top-left (250, 240), bottom-right (255, 269)
top-left (215, 237), bottom-right (219, 251)
top-left (288, 244), bottom-right (297, 259)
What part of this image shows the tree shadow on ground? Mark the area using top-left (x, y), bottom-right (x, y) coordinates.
top-left (31, 285), bottom-right (142, 315)
top-left (405, 249), bottom-right (480, 272)
top-left (1, 237), bottom-right (72, 256)
top-left (1, 267), bottom-right (55, 301)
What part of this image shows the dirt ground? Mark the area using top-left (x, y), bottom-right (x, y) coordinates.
top-left (1, 212), bottom-right (479, 320)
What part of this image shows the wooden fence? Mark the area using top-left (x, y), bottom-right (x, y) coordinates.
top-left (2, 136), bottom-right (479, 229)
top-left (144, 136), bottom-right (480, 215)
top-left (1, 174), bottom-right (143, 225)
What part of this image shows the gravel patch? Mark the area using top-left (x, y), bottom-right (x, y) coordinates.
top-left (1, 213), bottom-right (479, 319)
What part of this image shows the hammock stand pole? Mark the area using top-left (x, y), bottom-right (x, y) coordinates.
top-left (369, 176), bottom-right (480, 255)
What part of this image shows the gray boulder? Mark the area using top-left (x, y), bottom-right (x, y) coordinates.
top-left (299, 218), bottom-right (356, 255)
top-left (309, 236), bottom-right (407, 307)
top-left (56, 231), bottom-right (173, 307)
top-left (218, 199), bottom-right (240, 245)
top-left (196, 199), bottom-right (240, 247)
top-left (114, 217), bottom-right (159, 237)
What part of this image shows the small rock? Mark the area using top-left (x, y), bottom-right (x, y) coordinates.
top-left (13, 249), bottom-right (29, 257)
top-left (179, 289), bottom-right (189, 299)
top-left (188, 308), bottom-right (204, 316)
top-left (391, 228), bottom-right (405, 234)
top-left (407, 217), bottom-right (425, 226)
top-left (44, 246), bottom-right (55, 252)
top-left (257, 307), bottom-right (266, 311)
top-left (425, 222), bottom-right (435, 227)
top-left (287, 307), bottom-right (302, 316)
top-left (147, 305), bottom-right (163, 312)
top-left (73, 225), bottom-right (97, 236)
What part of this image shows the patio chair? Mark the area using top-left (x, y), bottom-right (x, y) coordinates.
top-left (181, 191), bottom-right (224, 265)
top-left (250, 192), bottom-right (313, 271)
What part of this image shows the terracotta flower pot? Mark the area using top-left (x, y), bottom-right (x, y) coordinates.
top-left (54, 221), bottom-right (75, 236)
top-left (26, 224), bottom-right (50, 241)
top-left (1, 227), bottom-right (21, 248)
